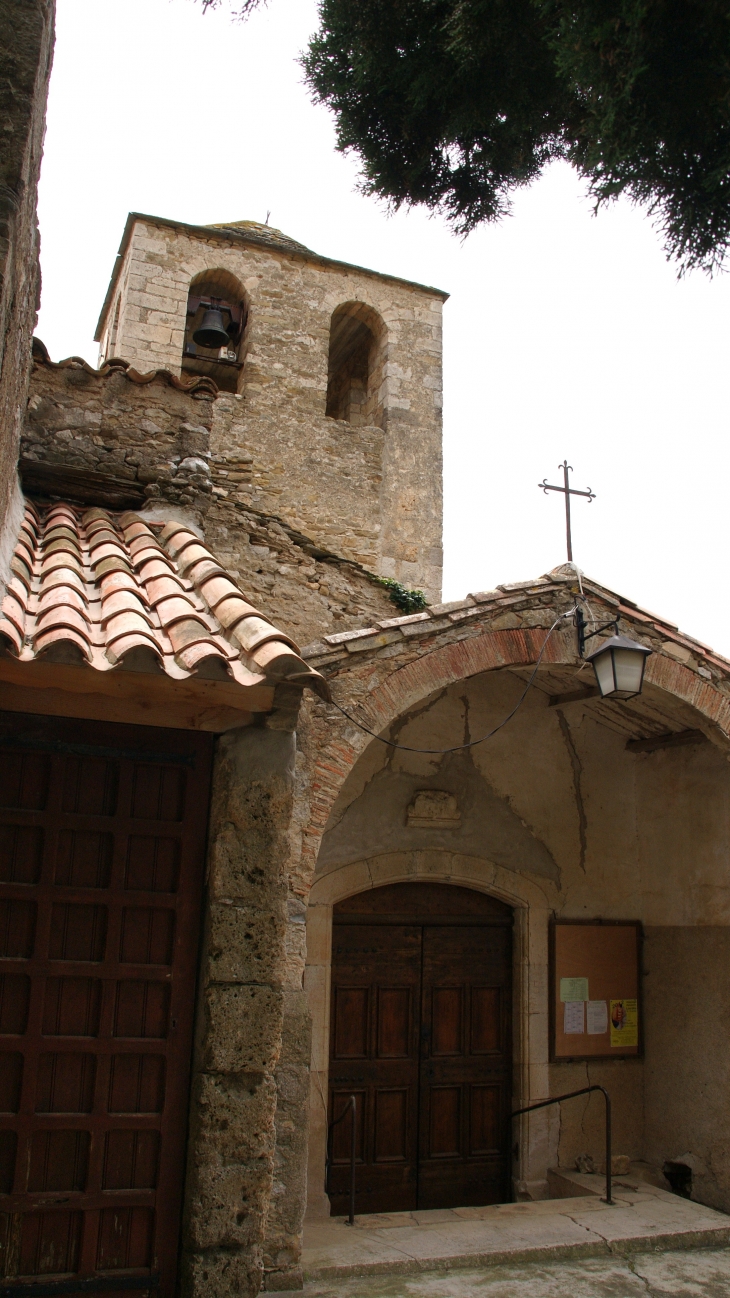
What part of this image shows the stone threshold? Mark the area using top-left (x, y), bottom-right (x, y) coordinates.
top-left (300, 1178), bottom-right (730, 1282)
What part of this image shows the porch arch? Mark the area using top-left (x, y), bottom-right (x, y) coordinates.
top-left (301, 625), bottom-right (730, 883)
top-left (299, 619), bottom-right (730, 1216)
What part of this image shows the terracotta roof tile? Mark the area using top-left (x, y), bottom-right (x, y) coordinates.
top-left (0, 499), bottom-right (328, 699)
top-left (32, 338), bottom-right (219, 397)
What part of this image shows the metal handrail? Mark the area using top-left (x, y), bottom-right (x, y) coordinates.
top-left (510, 1085), bottom-right (614, 1205)
top-left (326, 1094), bottom-right (357, 1225)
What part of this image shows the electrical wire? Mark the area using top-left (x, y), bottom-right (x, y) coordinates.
top-left (326, 607), bottom-right (580, 755)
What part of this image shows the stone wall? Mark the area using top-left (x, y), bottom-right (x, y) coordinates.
top-left (22, 349), bottom-right (216, 512)
top-left (202, 497), bottom-right (397, 649)
top-left (95, 216), bottom-right (444, 600)
top-left (0, 0), bottom-right (54, 577)
top-left (22, 350), bottom-right (399, 647)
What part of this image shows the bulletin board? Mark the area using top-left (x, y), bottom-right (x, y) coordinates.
top-left (550, 920), bottom-right (642, 1061)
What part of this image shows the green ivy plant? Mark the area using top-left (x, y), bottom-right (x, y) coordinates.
top-left (375, 577), bottom-right (428, 614)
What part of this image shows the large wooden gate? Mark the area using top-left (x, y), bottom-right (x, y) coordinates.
top-left (328, 882), bottom-right (513, 1215)
top-left (0, 711), bottom-right (212, 1298)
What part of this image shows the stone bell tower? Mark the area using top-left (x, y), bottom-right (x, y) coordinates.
top-left (95, 214), bottom-right (446, 602)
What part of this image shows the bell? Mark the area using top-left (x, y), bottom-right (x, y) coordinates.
top-left (193, 307), bottom-right (230, 350)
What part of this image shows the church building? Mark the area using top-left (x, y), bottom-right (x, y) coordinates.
top-left (2, 209), bottom-right (730, 1298)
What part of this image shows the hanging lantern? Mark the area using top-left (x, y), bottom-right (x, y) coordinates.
top-left (586, 634), bottom-right (652, 700)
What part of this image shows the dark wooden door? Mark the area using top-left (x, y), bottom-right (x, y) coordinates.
top-left (328, 883), bottom-right (512, 1216)
top-left (328, 924), bottom-right (421, 1213)
top-left (418, 925), bottom-right (512, 1208)
top-left (0, 711), bottom-right (212, 1298)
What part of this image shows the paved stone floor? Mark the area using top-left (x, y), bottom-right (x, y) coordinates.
top-left (286, 1247), bottom-right (730, 1297)
top-left (302, 1182), bottom-right (730, 1282)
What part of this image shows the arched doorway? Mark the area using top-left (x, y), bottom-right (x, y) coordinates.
top-left (327, 882), bottom-right (513, 1215)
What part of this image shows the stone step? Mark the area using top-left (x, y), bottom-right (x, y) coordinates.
top-left (269, 1246), bottom-right (730, 1297)
top-left (300, 1181), bottom-right (730, 1283)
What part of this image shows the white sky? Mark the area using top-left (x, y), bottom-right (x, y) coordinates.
top-left (37, 0), bottom-right (730, 653)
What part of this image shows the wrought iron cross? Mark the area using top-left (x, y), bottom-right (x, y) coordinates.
top-left (538, 461), bottom-right (596, 562)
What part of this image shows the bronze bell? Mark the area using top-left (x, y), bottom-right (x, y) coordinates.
top-left (193, 307), bottom-right (230, 350)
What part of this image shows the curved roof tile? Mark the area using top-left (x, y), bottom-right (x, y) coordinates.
top-left (31, 337), bottom-right (219, 396)
top-left (0, 499), bottom-right (328, 699)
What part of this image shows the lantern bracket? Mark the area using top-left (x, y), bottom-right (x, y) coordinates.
top-left (576, 606), bottom-right (619, 659)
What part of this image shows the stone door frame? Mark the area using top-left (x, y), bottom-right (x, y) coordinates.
top-left (304, 852), bottom-right (560, 1216)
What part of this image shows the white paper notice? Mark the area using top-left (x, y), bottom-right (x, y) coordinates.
top-left (564, 1001), bottom-right (584, 1034)
top-left (587, 1000), bottom-right (608, 1035)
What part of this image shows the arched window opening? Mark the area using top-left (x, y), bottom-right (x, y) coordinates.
top-left (326, 303), bottom-right (386, 428)
top-left (182, 268), bottom-right (248, 394)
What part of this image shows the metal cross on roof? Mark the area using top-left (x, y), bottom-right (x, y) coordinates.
top-left (538, 460), bottom-right (596, 562)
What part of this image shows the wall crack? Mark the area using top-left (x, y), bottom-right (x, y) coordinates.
top-left (557, 709), bottom-right (588, 873)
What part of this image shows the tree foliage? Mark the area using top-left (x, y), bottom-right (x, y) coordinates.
top-left (200, 0), bottom-right (730, 274)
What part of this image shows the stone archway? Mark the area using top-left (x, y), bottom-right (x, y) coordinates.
top-left (293, 611), bottom-right (730, 1231)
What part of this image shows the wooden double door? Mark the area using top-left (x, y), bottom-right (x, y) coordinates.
top-left (0, 711), bottom-right (212, 1298)
top-left (328, 883), bottom-right (513, 1215)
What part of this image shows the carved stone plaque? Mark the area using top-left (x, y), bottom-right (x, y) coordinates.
top-left (407, 789), bottom-right (461, 829)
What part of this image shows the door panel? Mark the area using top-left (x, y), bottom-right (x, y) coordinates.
top-left (471, 987), bottom-right (501, 1053)
top-left (418, 925), bottom-right (511, 1209)
top-left (431, 988), bottom-right (462, 1056)
top-left (329, 884), bottom-right (512, 1216)
top-left (429, 1087), bottom-right (460, 1156)
top-left (0, 712), bottom-right (212, 1298)
top-left (328, 924), bottom-right (420, 1214)
top-left (470, 1085), bottom-right (501, 1155)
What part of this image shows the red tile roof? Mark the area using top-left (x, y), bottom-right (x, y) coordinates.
top-left (0, 500), bottom-right (328, 697)
top-left (31, 337), bottom-right (219, 394)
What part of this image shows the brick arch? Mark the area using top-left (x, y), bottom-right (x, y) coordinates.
top-left (301, 625), bottom-right (730, 881)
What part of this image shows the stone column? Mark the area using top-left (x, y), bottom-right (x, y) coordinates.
top-left (181, 726), bottom-right (295, 1298)
top-left (262, 984), bottom-right (311, 1290)
top-left (261, 734), bottom-right (317, 1291)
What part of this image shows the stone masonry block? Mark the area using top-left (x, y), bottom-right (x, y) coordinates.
top-left (185, 1160), bottom-right (272, 1249)
top-left (181, 1246), bottom-right (263, 1298)
top-left (191, 1071), bottom-right (277, 1165)
top-left (206, 825), bottom-right (288, 915)
top-left (264, 1266), bottom-right (303, 1291)
top-left (207, 901), bottom-right (287, 984)
top-left (202, 983), bottom-right (284, 1074)
top-left (278, 989), bottom-right (311, 1066)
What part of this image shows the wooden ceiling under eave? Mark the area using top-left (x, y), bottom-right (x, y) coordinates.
top-left (0, 655), bottom-right (275, 733)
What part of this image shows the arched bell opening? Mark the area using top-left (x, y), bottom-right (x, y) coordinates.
top-left (182, 268), bottom-right (248, 394)
top-left (325, 302), bottom-right (386, 428)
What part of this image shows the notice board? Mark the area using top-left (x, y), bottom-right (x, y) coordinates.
top-left (550, 920), bottom-right (642, 1060)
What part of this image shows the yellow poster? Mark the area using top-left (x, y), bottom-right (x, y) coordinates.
top-left (610, 998), bottom-right (638, 1048)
